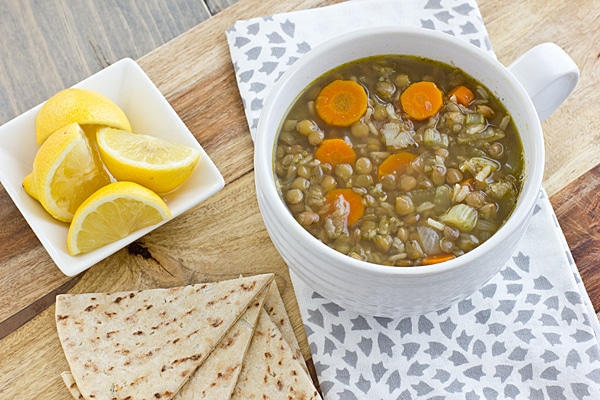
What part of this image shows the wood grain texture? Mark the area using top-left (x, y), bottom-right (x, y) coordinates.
top-left (206, 0), bottom-right (238, 14)
top-left (479, 0), bottom-right (600, 198)
top-left (551, 164), bottom-right (600, 311)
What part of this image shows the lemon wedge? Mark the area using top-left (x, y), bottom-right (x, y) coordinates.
top-left (97, 127), bottom-right (200, 193)
top-left (24, 122), bottom-right (111, 222)
top-left (67, 181), bottom-right (171, 255)
top-left (35, 88), bottom-right (132, 145)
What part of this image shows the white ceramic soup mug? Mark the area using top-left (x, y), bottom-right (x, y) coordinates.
top-left (254, 26), bottom-right (579, 317)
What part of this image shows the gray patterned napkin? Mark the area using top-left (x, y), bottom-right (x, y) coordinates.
top-left (225, 1), bottom-right (600, 398)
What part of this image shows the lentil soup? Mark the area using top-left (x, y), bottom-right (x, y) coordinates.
top-left (274, 55), bottom-right (524, 267)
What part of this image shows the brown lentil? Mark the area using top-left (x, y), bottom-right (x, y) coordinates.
top-left (351, 121), bottom-right (370, 138)
top-left (445, 168), bottom-right (463, 184)
top-left (355, 157), bottom-right (373, 174)
top-left (296, 119), bottom-right (318, 136)
top-left (399, 175), bottom-right (417, 192)
top-left (308, 130), bottom-right (325, 146)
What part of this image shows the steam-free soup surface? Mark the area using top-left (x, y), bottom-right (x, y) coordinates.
top-left (275, 55), bottom-right (524, 267)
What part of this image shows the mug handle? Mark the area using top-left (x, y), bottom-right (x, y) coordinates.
top-left (507, 43), bottom-right (579, 122)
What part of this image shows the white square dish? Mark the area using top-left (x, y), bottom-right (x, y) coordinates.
top-left (0, 58), bottom-right (225, 276)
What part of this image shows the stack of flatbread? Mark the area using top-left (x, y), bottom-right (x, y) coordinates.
top-left (55, 273), bottom-right (321, 400)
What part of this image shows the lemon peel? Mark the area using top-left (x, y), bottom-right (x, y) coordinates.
top-left (67, 181), bottom-right (171, 255)
top-left (24, 122), bottom-right (111, 222)
top-left (35, 88), bottom-right (131, 145)
top-left (97, 127), bottom-right (200, 193)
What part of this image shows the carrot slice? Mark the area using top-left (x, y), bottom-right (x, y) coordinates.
top-left (400, 81), bottom-right (443, 121)
top-left (422, 253), bottom-right (455, 265)
top-left (315, 138), bottom-right (356, 168)
top-left (377, 151), bottom-right (417, 180)
top-left (315, 80), bottom-right (368, 127)
top-left (325, 188), bottom-right (365, 226)
top-left (448, 85), bottom-right (475, 106)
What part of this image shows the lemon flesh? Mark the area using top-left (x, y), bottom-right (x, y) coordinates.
top-left (97, 127), bottom-right (201, 193)
top-left (67, 181), bottom-right (171, 255)
top-left (24, 122), bottom-right (111, 222)
top-left (35, 88), bottom-right (132, 145)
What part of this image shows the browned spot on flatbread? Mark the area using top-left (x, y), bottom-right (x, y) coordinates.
top-left (129, 375), bottom-right (148, 387)
top-left (219, 294), bottom-right (229, 302)
top-left (84, 304), bottom-right (98, 312)
top-left (56, 314), bottom-right (68, 321)
top-left (217, 364), bottom-right (240, 381)
top-left (185, 307), bottom-right (197, 315)
top-left (209, 318), bottom-right (224, 328)
top-left (151, 316), bottom-right (178, 331)
top-left (172, 353), bottom-right (203, 365)
top-left (276, 379), bottom-right (284, 391)
top-left (180, 369), bottom-right (192, 378)
top-left (187, 329), bottom-right (200, 338)
top-left (241, 280), bottom-right (257, 291)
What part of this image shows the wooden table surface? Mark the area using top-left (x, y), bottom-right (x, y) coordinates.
top-left (1, 0), bottom-right (599, 397)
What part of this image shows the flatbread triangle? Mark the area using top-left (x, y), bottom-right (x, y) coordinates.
top-left (231, 308), bottom-right (322, 400)
top-left (262, 280), bottom-right (309, 375)
top-left (175, 285), bottom-right (268, 399)
top-left (56, 273), bottom-right (273, 400)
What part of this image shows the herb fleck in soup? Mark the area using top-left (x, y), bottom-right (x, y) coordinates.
top-left (274, 55), bottom-right (524, 266)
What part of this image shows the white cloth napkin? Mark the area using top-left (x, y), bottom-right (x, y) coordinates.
top-left (226, 1), bottom-right (600, 398)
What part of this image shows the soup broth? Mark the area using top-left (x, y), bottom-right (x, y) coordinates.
top-left (274, 55), bottom-right (524, 267)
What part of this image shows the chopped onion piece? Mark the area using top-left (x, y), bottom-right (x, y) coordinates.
top-left (440, 204), bottom-right (478, 232)
top-left (417, 226), bottom-right (442, 255)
